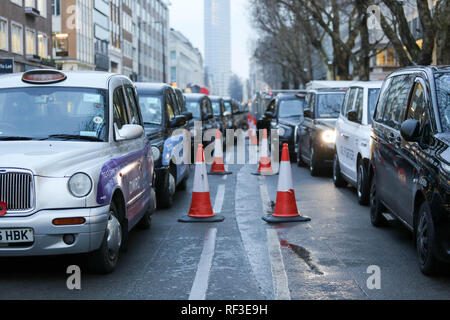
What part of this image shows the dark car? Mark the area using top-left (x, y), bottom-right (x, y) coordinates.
top-left (296, 89), bottom-right (346, 175)
top-left (223, 97), bottom-right (243, 130)
top-left (258, 93), bottom-right (306, 161)
top-left (369, 66), bottom-right (450, 275)
top-left (184, 93), bottom-right (218, 158)
top-left (210, 96), bottom-right (233, 136)
top-left (135, 83), bottom-right (191, 208)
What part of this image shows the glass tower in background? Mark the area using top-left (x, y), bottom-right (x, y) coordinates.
top-left (204, 0), bottom-right (231, 96)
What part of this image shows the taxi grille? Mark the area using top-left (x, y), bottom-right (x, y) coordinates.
top-left (0, 171), bottom-right (33, 212)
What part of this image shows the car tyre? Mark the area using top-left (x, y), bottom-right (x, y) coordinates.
top-left (333, 151), bottom-right (346, 187)
top-left (370, 178), bottom-right (387, 227)
top-left (87, 202), bottom-right (122, 274)
top-left (309, 145), bottom-right (320, 176)
top-left (416, 202), bottom-right (442, 275)
top-left (357, 160), bottom-right (370, 206)
top-left (157, 172), bottom-right (175, 209)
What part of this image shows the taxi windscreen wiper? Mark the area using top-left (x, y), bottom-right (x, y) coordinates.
top-left (0, 136), bottom-right (34, 141)
top-left (42, 134), bottom-right (103, 142)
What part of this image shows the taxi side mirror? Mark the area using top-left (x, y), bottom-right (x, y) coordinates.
top-left (115, 124), bottom-right (144, 141)
top-left (400, 119), bottom-right (420, 142)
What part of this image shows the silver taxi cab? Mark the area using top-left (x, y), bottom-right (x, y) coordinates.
top-left (0, 70), bottom-right (156, 273)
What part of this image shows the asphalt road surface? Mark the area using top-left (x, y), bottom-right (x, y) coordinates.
top-left (1, 144), bottom-right (450, 300)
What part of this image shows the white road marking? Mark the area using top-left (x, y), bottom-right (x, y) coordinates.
top-left (266, 229), bottom-right (291, 300)
top-left (259, 179), bottom-right (272, 215)
top-left (223, 165), bottom-right (229, 180)
top-left (213, 184), bottom-right (225, 213)
top-left (189, 228), bottom-right (217, 300)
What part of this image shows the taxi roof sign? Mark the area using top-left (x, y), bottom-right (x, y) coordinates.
top-left (22, 69), bottom-right (67, 84)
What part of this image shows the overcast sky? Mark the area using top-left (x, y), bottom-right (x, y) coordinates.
top-left (169, 0), bottom-right (253, 80)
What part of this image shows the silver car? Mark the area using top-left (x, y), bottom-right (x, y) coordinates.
top-left (0, 70), bottom-right (156, 273)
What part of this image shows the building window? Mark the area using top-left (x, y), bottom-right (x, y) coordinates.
top-left (0, 18), bottom-right (7, 51)
top-left (38, 0), bottom-right (46, 17)
top-left (171, 67), bottom-right (176, 83)
top-left (11, 23), bottom-right (23, 54)
top-left (26, 29), bottom-right (36, 55)
top-left (170, 50), bottom-right (176, 60)
top-left (11, 0), bottom-right (22, 6)
top-left (38, 33), bottom-right (47, 58)
top-left (52, 0), bottom-right (61, 16)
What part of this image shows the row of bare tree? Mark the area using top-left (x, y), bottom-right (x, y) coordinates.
top-left (250, 0), bottom-right (450, 88)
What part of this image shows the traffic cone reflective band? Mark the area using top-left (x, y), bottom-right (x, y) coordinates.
top-left (179, 144), bottom-right (224, 223)
top-left (209, 129), bottom-right (231, 175)
top-left (252, 129), bottom-right (274, 175)
top-left (263, 144), bottom-right (310, 223)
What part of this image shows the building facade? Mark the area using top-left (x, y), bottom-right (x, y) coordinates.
top-left (51, 0), bottom-right (169, 80)
top-left (0, 0), bottom-right (53, 73)
top-left (169, 28), bottom-right (204, 90)
top-left (204, 0), bottom-right (231, 96)
top-left (133, 0), bottom-right (169, 83)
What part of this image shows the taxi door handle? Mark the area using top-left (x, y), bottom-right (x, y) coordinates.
top-left (341, 133), bottom-right (350, 139)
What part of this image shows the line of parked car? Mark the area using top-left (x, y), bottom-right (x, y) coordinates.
top-left (259, 66), bottom-right (450, 275)
top-left (0, 70), bottom-right (249, 274)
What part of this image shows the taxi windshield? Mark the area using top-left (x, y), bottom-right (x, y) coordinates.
top-left (186, 101), bottom-right (201, 120)
top-left (139, 95), bottom-right (163, 125)
top-left (224, 101), bottom-right (232, 113)
top-left (0, 87), bottom-right (108, 141)
top-left (435, 72), bottom-right (450, 132)
top-left (316, 93), bottom-right (345, 118)
top-left (278, 99), bottom-right (304, 118)
top-left (212, 102), bottom-right (221, 116)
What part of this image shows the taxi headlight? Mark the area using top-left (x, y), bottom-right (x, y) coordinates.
top-left (190, 128), bottom-right (197, 137)
top-left (278, 127), bottom-right (286, 136)
top-left (321, 130), bottom-right (336, 144)
top-left (68, 173), bottom-right (92, 198)
top-left (152, 146), bottom-right (161, 162)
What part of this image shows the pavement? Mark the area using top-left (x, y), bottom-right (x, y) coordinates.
top-left (1, 144), bottom-right (450, 300)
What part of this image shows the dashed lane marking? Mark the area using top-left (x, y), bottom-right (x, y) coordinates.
top-left (213, 184), bottom-right (225, 213)
top-left (259, 178), bottom-right (272, 215)
top-left (266, 229), bottom-right (291, 300)
top-left (188, 228), bottom-right (217, 300)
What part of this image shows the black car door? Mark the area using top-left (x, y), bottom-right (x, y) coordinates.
top-left (299, 93), bottom-right (315, 159)
top-left (395, 77), bottom-right (434, 225)
top-left (378, 74), bottom-right (414, 219)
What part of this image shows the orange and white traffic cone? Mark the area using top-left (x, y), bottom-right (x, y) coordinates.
top-left (209, 129), bottom-right (231, 175)
top-left (262, 143), bottom-right (310, 223)
top-left (179, 144), bottom-right (224, 223)
top-left (252, 129), bottom-right (275, 175)
top-left (248, 127), bottom-right (258, 146)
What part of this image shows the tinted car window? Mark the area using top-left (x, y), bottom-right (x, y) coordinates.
top-left (113, 88), bottom-right (129, 130)
top-left (343, 88), bottom-right (356, 116)
top-left (126, 87), bottom-right (142, 125)
top-left (374, 77), bottom-right (392, 122)
top-left (435, 72), bottom-right (450, 132)
top-left (278, 99), bottom-right (304, 118)
top-left (368, 88), bottom-right (381, 123)
top-left (139, 95), bottom-right (163, 125)
top-left (224, 101), bottom-right (232, 113)
top-left (407, 82), bottom-right (428, 124)
top-left (381, 75), bottom-right (413, 129)
top-left (316, 93), bottom-right (344, 118)
top-left (212, 101), bottom-right (222, 116)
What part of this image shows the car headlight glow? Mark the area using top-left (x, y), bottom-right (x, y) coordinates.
top-left (152, 146), bottom-right (161, 162)
top-left (68, 173), bottom-right (92, 198)
top-left (322, 130), bottom-right (336, 144)
top-left (278, 127), bottom-right (286, 136)
top-left (190, 128), bottom-right (197, 137)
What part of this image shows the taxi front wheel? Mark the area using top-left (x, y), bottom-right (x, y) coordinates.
top-left (87, 202), bottom-right (122, 274)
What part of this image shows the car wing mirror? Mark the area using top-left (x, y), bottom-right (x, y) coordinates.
top-left (115, 124), bottom-right (144, 141)
top-left (400, 119), bottom-right (420, 142)
top-left (182, 111), bottom-right (193, 121)
top-left (347, 110), bottom-right (358, 122)
top-left (264, 110), bottom-right (276, 118)
top-left (303, 109), bottom-right (312, 118)
top-left (170, 115), bottom-right (187, 128)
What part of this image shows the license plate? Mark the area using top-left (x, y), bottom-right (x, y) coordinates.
top-left (0, 228), bottom-right (34, 244)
